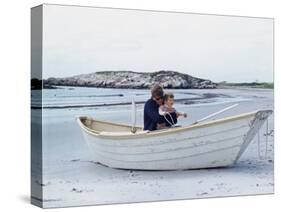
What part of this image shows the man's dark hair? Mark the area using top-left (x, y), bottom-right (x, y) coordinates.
top-left (151, 84), bottom-right (164, 98)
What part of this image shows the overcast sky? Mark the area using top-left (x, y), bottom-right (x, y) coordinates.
top-left (41, 4), bottom-right (273, 82)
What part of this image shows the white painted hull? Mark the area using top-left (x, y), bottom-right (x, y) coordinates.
top-left (77, 110), bottom-right (272, 170)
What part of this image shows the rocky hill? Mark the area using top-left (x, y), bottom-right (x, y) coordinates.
top-left (43, 70), bottom-right (217, 89)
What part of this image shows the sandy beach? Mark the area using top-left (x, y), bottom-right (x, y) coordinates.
top-left (31, 87), bottom-right (274, 208)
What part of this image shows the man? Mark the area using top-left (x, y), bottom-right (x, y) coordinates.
top-left (143, 84), bottom-right (177, 131)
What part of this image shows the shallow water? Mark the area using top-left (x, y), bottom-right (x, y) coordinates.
top-left (31, 86), bottom-right (251, 109)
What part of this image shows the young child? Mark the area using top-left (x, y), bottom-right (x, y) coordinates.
top-left (157, 93), bottom-right (187, 129)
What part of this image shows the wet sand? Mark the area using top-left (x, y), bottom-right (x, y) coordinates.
top-left (32, 88), bottom-right (274, 208)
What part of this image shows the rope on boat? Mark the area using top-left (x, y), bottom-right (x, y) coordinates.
top-left (257, 118), bottom-right (270, 160)
top-left (164, 112), bottom-right (176, 127)
top-left (257, 129), bottom-right (261, 159)
top-left (265, 118), bottom-right (269, 158)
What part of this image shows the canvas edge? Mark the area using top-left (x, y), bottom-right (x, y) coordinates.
top-left (31, 4), bottom-right (44, 208)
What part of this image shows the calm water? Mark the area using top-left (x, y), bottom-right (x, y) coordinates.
top-left (31, 86), bottom-right (248, 109)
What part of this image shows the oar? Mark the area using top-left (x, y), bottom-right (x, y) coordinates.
top-left (131, 98), bottom-right (137, 133)
top-left (192, 103), bottom-right (239, 125)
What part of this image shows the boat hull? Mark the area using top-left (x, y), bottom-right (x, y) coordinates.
top-left (77, 110), bottom-right (272, 170)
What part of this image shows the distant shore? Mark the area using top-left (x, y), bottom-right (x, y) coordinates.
top-left (217, 82), bottom-right (274, 89)
top-left (31, 70), bottom-right (273, 90)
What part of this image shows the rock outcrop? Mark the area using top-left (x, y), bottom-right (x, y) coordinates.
top-left (44, 70), bottom-right (217, 89)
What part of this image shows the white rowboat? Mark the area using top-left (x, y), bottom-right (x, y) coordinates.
top-left (76, 110), bottom-right (272, 170)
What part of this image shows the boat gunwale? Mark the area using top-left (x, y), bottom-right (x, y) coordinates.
top-left (76, 110), bottom-right (258, 139)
